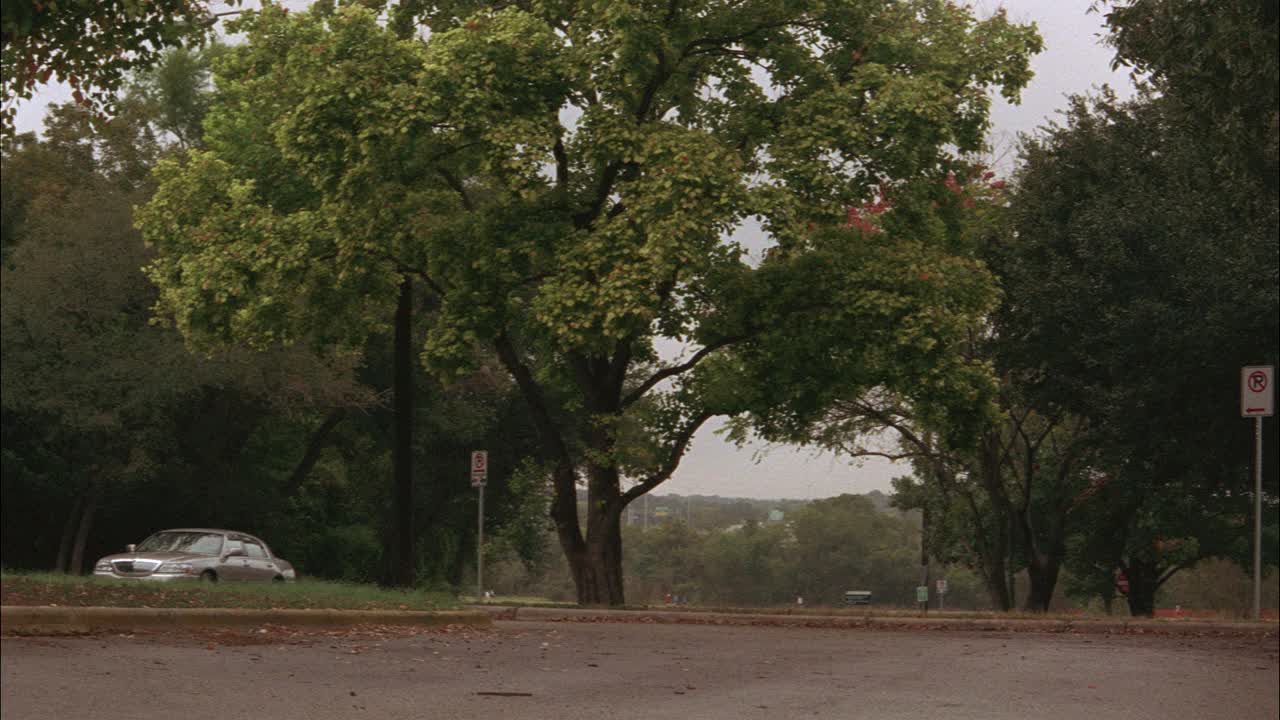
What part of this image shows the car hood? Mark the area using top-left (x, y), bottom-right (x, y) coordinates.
top-left (97, 551), bottom-right (211, 564)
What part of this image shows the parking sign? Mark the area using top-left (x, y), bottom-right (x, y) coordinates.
top-left (1242, 366), bottom-right (1275, 417)
top-left (471, 450), bottom-right (488, 487)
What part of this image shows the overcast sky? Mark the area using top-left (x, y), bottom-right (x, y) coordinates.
top-left (10, 1), bottom-right (1138, 500)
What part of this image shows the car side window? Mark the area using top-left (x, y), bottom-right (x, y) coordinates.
top-left (243, 542), bottom-right (267, 560)
top-left (223, 539), bottom-right (243, 556)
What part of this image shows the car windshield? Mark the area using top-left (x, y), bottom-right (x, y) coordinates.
top-left (135, 532), bottom-right (224, 555)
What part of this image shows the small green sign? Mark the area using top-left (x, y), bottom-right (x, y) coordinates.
top-left (915, 585), bottom-right (928, 603)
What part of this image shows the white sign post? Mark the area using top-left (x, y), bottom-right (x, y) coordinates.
top-left (936, 578), bottom-right (947, 611)
top-left (471, 450), bottom-right (488, 601)
top-left (1242, 366), bottom-right (1273, 621)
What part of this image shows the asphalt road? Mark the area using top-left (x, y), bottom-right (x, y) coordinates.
top-left (3, 621), bottom-right (1276, 720)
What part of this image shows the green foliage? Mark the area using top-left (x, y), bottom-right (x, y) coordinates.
top-left (127, 45), bottom-right (221, 148)
top-left (614, 493), bottom-right (977, 607)
top-left (1, 0), bottom-right (229, 134)
top-left (997, 90), bottom-right (1277, 495)
top-left (1100, 0), bottom-right (1279, 181)
top-left (697, 520), bottom-right (791, 606)
top-left (491, 459), bottom-right (555, 572)
top-left (784, 494), bottom-right (920, 603)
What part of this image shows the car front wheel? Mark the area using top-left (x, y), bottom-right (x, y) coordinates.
top-left (199, 570), bottom-right (218, 583)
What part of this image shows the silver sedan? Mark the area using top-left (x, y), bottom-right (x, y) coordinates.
top-left (93, 528), bottom-right (296, 582)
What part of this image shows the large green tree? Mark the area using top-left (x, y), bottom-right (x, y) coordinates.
top-left (994, 90), bottom-right (1278, 615)
top-left (138, 2), bottom-right (1041, 605)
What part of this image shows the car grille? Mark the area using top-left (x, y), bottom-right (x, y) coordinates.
top-left (112, 560), bottom-right (161, 575)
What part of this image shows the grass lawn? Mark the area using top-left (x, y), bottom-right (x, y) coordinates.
top-left (0, 571), bottom-right (456, 611)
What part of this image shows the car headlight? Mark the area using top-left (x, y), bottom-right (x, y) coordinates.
top-left (94, 561), bottom-right (112, 572)
top-left (157, 562), bottom-right (195, 574)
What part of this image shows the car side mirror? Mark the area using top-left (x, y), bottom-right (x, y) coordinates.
top-left (223, 548), bottom-right (247, 559)
top-left (126, 544), bottom-right (136, 553)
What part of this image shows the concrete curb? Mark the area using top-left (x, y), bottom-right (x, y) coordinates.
top-left (1, 606), bottom-right (492, 635)
top-left (472, 605), bottom-right (1279, 637)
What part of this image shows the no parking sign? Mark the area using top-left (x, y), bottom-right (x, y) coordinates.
top-left (1242, 366), bottom-right (1275, 416)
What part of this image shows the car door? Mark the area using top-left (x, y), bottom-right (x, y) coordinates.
top-left (218, 538), bottom-right (251, 581)
top-left (241, 540), bottom-right (276, 581)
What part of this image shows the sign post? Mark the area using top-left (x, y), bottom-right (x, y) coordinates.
top-left (1241, 366), bottom-right (1273, 621)
top-left (471, 450), bottom-right (488, 600)
top-left (936, 578), bottom-right (948, 611)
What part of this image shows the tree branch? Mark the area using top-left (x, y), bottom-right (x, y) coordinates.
top-left (573, 160), bottom-right (621, 228)
top-left (436, 168), bottom-right (473, 211)
top-left (285, 409), bottom-right (346, 492)
top-left (493, 331), bottom-right (574, 471)
top-left (680, 18), bottom-right (820, 57)
top-left (838, 397), bottom-right (949, 468)
top-left (373, 250), bottom-right (449, 298)
top-left (634, 48), bottom-right (668, 121)
top-left (622, 410), bottom-right (715, 504)
top-left (553, 134), bottom-right (569, 191)
top-left (831, 448), bottom-right (923, 463)
top-left (1156, 562), bottom-right (1190, 590)
top-left (621, 334), bottom-right (747, 408)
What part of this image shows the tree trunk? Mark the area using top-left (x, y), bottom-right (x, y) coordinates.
top-left (1023, 555), bottom-right (1062, 612)
top-left (971, 539), bottom-right (1013, 611)
top-left (392, 277), bottom-right (416, 588)
top-left (55, 492), bottom-right (86, 573)
top-left (492, 331), bottom-right (646, 607)
top-left (557, 456), bottom-right (628, 605)
top-left (67, 479), bottom-right (105, 575)
top-left (982, 523), bottom-right (1014, 611)
top-left (975, 433), bottom-right (1015, 611)
top-left (1125, 560), bottom-right (1160, 617)
top-left (565, 499), bottom-right (626, 605)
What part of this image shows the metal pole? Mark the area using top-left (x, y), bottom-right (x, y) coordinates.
top-left (477, 483), bottom-right (485, 601)
top-left (921, 506), bottom-right (930, 614)
top-left (1254, 415), bottom-right (1263, 621)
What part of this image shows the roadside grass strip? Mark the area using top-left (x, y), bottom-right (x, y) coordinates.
top-left (0, 572), bottom-right (455, 611)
